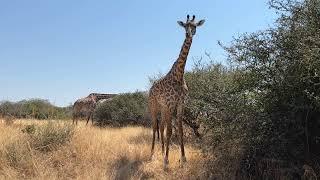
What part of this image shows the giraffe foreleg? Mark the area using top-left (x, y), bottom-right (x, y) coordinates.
top-left (75, 116), bottom-right (78, 125)
top-left (72, 116), bottom-right (75, 125)
top-left (73, 114), bottom-right (78, 125)
top-left (72, 111), bottom-right (77, 125)
top-left (177, 104), bottom-right (186, 167)
top-left (91, 113), bottom-right (94, 125)
top-left (86, 112), bottom-right (91, 125)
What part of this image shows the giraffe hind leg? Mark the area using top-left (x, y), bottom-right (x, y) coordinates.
top-left (149, 100), bottom-right (159, 160)
top-left (159, 114), bottom-right (165, 154)
top-left (73, 116), bottom-right (78, 125)
top-left (161, 106), bottom-right (172, 169)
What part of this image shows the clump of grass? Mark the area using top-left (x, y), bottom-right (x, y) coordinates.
top-left (27, 122), bottom-right (74, 152)
top-left (2, 140), bottom-right (35, 177)
top-left (4, 116), bottom-right (15, 126)
top-left (21, 124), bottom-right (36, 134)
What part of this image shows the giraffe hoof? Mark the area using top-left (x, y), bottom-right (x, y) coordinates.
top-left (179, 156), bottom-right (187, 168)
top-left (163, 163), bottom-right (169, 170)
top-left (181, 156), bottom-right (187, 162)
top-left (163, 158), bottom-right (169, 170)
top-left (150, 154), bottom-right (155, 161)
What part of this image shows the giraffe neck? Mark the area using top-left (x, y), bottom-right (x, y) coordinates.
top-left (168, 36), bottom-right (193, 82)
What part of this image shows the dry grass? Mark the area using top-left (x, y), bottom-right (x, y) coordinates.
top-left (0, 119), bottom-right (208, 180)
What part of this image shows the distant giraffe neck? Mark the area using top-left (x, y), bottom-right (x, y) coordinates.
top-left (168, 36), bottom-right (193, 82)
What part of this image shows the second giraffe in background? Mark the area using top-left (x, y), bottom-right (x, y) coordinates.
top-left (72, 93), bottom-right (116, 125)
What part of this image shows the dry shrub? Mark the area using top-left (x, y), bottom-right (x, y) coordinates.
top-left (0, 126), bottom-right (36, 179)
top-left (2, 140), bottom-right (35, 177)
top-left (26, 122), bottom-right (74, 152)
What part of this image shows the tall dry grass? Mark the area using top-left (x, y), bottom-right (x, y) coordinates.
top-left (0, 119), bottom-right (208, 180)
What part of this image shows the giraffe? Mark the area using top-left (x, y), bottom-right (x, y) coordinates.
top-left (72, 93), bottom-right (117, 125)
top-left (149, 15), bottom-right (205, 169)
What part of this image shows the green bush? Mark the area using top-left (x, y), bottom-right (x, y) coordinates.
top-left (94, 92), bottom-right (148, 127)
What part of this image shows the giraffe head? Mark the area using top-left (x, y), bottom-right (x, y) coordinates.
top-left (177, 15), bottom-right (205, 38)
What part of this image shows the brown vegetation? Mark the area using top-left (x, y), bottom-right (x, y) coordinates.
top-left (0, 119), bottom-right (207, 179)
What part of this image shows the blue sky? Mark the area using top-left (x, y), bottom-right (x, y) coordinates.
top-left (0, 0), bottom-right (276, 107)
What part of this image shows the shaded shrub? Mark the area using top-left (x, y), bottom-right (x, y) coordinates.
top-left (94, 92), bottom-right (148, 127)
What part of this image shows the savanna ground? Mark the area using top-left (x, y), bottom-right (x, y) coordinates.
top-left (0, 119), bottom-right (208, 180)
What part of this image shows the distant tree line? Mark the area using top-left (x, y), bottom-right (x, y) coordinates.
top-left (0, 99), bottom-right (72, 120)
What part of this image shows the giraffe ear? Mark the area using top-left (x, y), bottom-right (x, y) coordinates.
top-left (177, 21), bottom-right (185, 27)
top-left (197, 19), bottom-right (205, 26)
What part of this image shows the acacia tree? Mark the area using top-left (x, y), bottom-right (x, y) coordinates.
top-left (222, 0), bottom-right (320, 172)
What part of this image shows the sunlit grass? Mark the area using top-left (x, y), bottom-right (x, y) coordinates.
top-left (0, 119), bottom-right (207, 179)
